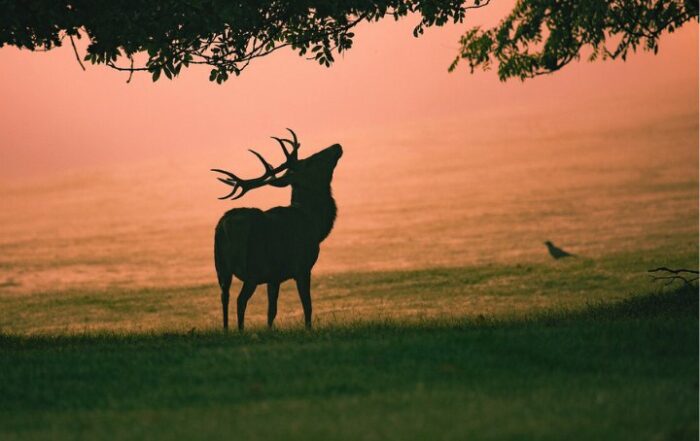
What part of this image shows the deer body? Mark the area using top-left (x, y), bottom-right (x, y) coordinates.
top-left (213, 132), bottom-right (341, 330)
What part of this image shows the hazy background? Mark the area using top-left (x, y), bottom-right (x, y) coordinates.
top-left (0, 6), bottom-right (697, 294)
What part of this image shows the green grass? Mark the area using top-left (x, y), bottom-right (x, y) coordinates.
top-left (0, 246), bottom-right (697, 440)
top-left (0, 283), bottom-right (697, 440)
top-left (0, 247), bottom-right (696, 334)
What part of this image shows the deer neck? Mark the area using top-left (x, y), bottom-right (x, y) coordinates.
top-left (291, 185), bottom-right (337, 242)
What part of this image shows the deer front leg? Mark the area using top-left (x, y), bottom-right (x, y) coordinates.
top-left (222, 290), bottom-right (230, 330)
top-left (220, 276), bottom-right (232, 330)
top-left (267, 282), bottom-right (280, 329)
top-left (237, 282), bottom-right (257, 331)
top-left (295, 272), bottom-right (313, 329)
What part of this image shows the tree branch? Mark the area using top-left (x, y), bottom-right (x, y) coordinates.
top-left (452, 0), bottom-right (698, 81)
top-left (648, 267), bottom-right (699, 287)
top-left (69, 34), bottom-right (86, 71)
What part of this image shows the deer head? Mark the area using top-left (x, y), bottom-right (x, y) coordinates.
top-left (212, 129), bottom-right (342, 200)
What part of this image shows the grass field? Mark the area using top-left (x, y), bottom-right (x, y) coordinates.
top-left (0, 247), bottom-right (697, 440)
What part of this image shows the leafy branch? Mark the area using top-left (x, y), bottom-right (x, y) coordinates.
top-left (2, 0), bottom-right (696, 83)
top-left (449, 0), bottom-right (699, 80)
top-left (0, 0), bottom-right (475, 83)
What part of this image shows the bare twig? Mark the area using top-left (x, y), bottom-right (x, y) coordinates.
top-left (106, 61), bottom-right (149, 72)
top-left (126, 55), bottom-right (134, 83)
top-left (648, 267), bottom-right (699, 275)
top-left (465, 0), bottom-right (491, 10)
top-left (69, 34), bottom-right (86, 71)
top-left (648, 267), bottom-right (699, 288)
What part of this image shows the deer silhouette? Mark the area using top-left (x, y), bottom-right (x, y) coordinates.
top-left (212, 129), bottom-right (342, 331)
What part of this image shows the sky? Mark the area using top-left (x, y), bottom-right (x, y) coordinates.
top-left (0, 5), bottom-right (697, 179)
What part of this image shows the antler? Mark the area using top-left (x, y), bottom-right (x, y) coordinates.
top-left (212, 129), bottom-right (301, 200)
top-left (271, 128), bottom-right (300, 161)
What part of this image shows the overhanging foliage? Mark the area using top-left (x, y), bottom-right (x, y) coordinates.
top-left (450, 0), bottom-right (698, 80)
top-left (0, 0), bottom-right (474, 83)
top-left (0, 0), bottom-right (696, 82)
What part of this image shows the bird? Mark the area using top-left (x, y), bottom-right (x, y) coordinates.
top-left (544, 241), bottom-right (576, 259)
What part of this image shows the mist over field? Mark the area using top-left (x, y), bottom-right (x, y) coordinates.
top-left (1, 92), bottom-right (697, 295)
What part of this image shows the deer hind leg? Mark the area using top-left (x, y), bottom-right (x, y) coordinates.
top-left (295, 272), bottom-right (313, 329)
top-left (267, 282), bottom-right (281, 329)
top-left (220, 275), bottom-right (232, 330)
top-left (236, 282), bottom-right (257, 331)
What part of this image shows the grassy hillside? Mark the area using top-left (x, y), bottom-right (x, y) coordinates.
top-left (0, 247), bottom-right (697, 440)
top-left (0, 286), bottom-right (697, 440)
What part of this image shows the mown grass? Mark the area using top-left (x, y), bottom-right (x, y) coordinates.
top-left (0, 247), bottom-right (696, 334)
top-left (0, 246), bottom-right (697, 440)
top-left (0, 282), bottom-right (697, 441)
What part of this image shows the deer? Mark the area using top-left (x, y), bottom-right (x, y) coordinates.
top-left (212, 129), bottom-right (343, 331)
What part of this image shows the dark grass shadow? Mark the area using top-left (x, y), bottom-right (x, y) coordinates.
top-left (599, 284), bottom-right (697, 317)
top-left (537, 282), bottom-right (698, 323)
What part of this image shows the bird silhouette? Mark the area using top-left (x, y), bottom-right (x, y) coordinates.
top-left (544, 241), bottom-right (576, 259)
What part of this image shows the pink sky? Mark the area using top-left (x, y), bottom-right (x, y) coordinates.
top-left (0, 7), bottom-right (697, 178)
